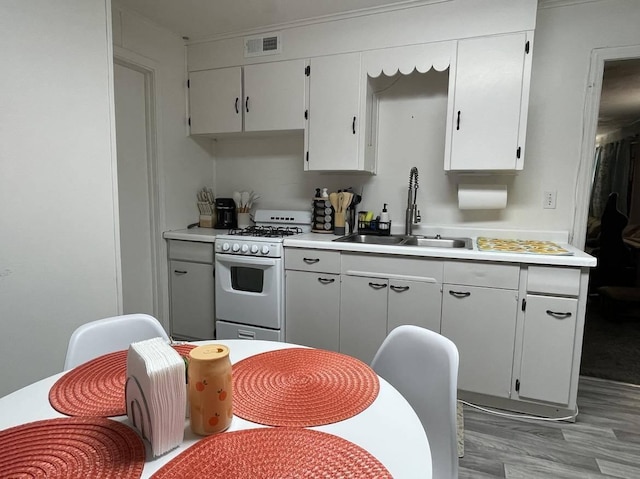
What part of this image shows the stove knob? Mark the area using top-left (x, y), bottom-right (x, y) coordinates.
top-left (241, 244), bottom-right (249, 253)
top-left (250, 245), bottom-right (259, 254)
top-left (221, 242), bottom-right (230, 252)
top-left (261, 245), bottom-right (270, 255)
top-left (232, 243), bottom-right (240, 252)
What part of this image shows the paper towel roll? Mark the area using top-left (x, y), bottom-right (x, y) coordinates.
top-left (458, 184), bottom-right (507, 210)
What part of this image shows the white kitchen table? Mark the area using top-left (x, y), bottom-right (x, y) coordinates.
top-left (0, 339), bottom-right (432, 478)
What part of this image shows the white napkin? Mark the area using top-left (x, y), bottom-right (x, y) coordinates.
top-left (125, 337), bottom-right (186, 457)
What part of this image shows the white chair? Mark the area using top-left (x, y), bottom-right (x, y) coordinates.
top-left (371, 325), bottom-right (460, 479)
top-left (64, 313), bottom-right (169, 370)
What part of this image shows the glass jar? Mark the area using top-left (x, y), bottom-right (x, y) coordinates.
top-left (187, 344), bottom-right (232, 435)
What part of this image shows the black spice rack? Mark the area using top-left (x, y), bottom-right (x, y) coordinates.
top-left (358, 219), bottom-right (391, 236)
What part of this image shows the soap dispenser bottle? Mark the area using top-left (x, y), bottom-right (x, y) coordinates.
top-left (379, 203), bottom-right (390, 230)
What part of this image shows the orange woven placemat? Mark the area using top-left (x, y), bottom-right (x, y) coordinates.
top-left (49, 344), bottom-right (195, 417)
top-left (232, 348), bottom-right (380, 426)
top-left (151, 427), bottom-right (391, 478)
top-left (0, 417), bottom-right (145, 478)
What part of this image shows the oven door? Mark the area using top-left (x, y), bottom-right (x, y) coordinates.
top-left (215, 253), bottom-right (283, 330)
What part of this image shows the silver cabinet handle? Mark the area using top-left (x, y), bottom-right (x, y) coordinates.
top-left (303, 258), bottom-right (320, 264)
top-left (390, 285), bottom-right (410, 292)
top-left (546, 310), bottom-right (572, 319)
top-left (173, 270), bottom-right (188, 275)
top-left (368, 282), bottom-right (387, 290)
top-left (449, 290), bottom-right (471, 298)
top-left (317, 277), bottom-right (335, 284)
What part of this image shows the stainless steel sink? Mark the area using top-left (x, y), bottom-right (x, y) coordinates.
top-left (333, 234), bottom-right (472, 249)
top-left (333, 234), bottom-right (407, 245)
top-left (401, 236), bottom-right (472, 249)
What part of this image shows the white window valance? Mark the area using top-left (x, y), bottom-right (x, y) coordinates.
top-left (362, 41), bottom-right (455, 77)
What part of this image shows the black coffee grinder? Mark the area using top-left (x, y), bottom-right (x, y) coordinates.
top-left (215, 198), bottom-right (237, 229)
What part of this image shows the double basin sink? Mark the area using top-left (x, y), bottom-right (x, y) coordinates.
top-left (333, 234), bottom-right (473, 249)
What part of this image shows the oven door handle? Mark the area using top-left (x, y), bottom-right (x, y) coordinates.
top-left (215, 254), bottom-right (278, 268)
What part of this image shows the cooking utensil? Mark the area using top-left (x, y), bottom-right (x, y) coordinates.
top-left (329, 192), bottom-right (339, 212)
top-left (241, 191), bottom-right (250, 212)
top-left (233, 191), bottom-right (241, 209)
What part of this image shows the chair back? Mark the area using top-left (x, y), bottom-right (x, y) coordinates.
top-left (371, 325), bottom-right (459, 479)
top-left (64, 313), bottom-right (169, 370)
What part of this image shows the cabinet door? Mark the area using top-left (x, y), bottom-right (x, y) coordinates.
top-left (306, 53), bottom-right (361, 171)
top-left (189, 67), bottom-right (242, 134)
top-left (441, 284), bottom-right (518, 398)
top-left (340, 275), bottom-right (388, 363)
top-left (169, 260), bottom-right (215, 340)
top-left (285, 270), bottom-right (340, 351)
top-left (244, 60), bottom-right (306, 132)
top-left (448, 33), bottom-right (528, 170)
top-left (387, 279), bottom-right (442, 333)
top-left (518, 295), bottom-right (578, 405)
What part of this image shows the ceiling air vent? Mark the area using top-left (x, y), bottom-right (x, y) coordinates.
top-left (244, 33), bottom-right (282, 58)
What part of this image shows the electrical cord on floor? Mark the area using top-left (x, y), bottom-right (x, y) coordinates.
top-left (459, 400), bottom-right (579, 422)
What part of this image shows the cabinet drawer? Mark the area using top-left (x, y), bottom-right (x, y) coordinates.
top-left (285, 248), bottom-right (340, 273)
top-left (341, 253), bottom-right (443, 282)
top-left (444, 261), bottom-right (519, 289)
top-left (527, 266), bottom-right (580, 297)
top-left (168, 240), bottom-right (214, 263)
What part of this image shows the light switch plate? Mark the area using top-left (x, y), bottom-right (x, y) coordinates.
top-left (543, 191), bottom-right (557, 209)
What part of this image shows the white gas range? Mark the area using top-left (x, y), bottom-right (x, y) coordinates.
top-left (214, 209), bottom-right (312, 341)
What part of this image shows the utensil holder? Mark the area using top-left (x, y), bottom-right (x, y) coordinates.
top-left (312, 198), bottom-right (334, 233)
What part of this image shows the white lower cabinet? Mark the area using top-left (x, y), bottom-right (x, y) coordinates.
top-left (339, 253), bottom-right (443, 363)
top-left (284, 248), bottom-right (341, 351)
top-left (285, 270), bottom-right (340, 351)
top-left (441, 284), bottom-right (518, 398)
top-left (340, 275), bottom-right (389, 363)
top-left (517, 295), bottom-right (578, 405)
top-left (168, 240), bottom-right (215, 340)
top-left (441, 261), bottom-right (520, 398)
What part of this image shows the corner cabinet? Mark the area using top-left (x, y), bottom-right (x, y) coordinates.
top-left (189, 59), bottom-right (306, 136)
top-left (444, 32), bottom-right (533, 171)
top-left (304, 53), bottom-right (374, 173)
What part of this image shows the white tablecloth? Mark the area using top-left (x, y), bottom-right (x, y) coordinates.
top-left (0, 339), bottom-right (432, 478)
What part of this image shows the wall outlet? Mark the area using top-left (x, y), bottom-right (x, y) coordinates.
top-left (543, 190), bottom-right (557, 209)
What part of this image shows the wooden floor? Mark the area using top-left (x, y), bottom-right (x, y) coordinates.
top-left (459, 377), bottom-right (640, 478)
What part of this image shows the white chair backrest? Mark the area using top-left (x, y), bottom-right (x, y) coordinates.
top-left (371, 325), bottom-right (459, 479)
top-left (64, 313), bottom-right (169, 370)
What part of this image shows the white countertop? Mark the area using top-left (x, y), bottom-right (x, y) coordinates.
top-left (163, 228), bottom-right (596, 267)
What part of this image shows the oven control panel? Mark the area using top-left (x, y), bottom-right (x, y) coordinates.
top-left (215, 239), bottom-right (283, 258)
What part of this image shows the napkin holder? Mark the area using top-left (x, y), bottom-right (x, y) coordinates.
top-left (126, 338), bottom-right (186, 458)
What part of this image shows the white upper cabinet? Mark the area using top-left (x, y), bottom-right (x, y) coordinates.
top-left (243, 60), bottom-right (306, 132)
top-left (445, 32), bottom-right (533, 171)
top-left (189, 59), bottom-right (306, 136)
top-left (189, 67), bottom-right (243, 135)
top-left (305, 52), bottom-right (372, 172)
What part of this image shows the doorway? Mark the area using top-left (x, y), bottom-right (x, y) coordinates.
top-left (577, 52), bottom-right (640, 385)
top-left (113, 55), bottom-right (161, 318)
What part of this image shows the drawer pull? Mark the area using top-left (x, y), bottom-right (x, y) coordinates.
top-left (449, 290), bottom-right (471, 298)
top-left (390, 285), bottom-right (410, 292)
top-left (173, 270), bottom-right (188, 275)
top-left (317, 277), bottom-right (335, 284)
top-left (546, 310), bottom-right (572, 319)
top-left (303, 258), bottom-right (320, 264)
top-left (368, 282), bottom-right (387, 290)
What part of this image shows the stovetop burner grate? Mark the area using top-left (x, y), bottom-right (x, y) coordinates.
top-left (227, 226), bottom-right (304, 238)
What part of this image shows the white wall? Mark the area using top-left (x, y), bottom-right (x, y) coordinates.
top-left (0, 0), bottom-right (119, 396)
top-left (211, 0), bottom-right (640, 241)
top-left (112, 3), bottom-right (214, 231)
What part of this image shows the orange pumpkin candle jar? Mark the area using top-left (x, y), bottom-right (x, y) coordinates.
top-left (187, 344), bottom-right (233, 435)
